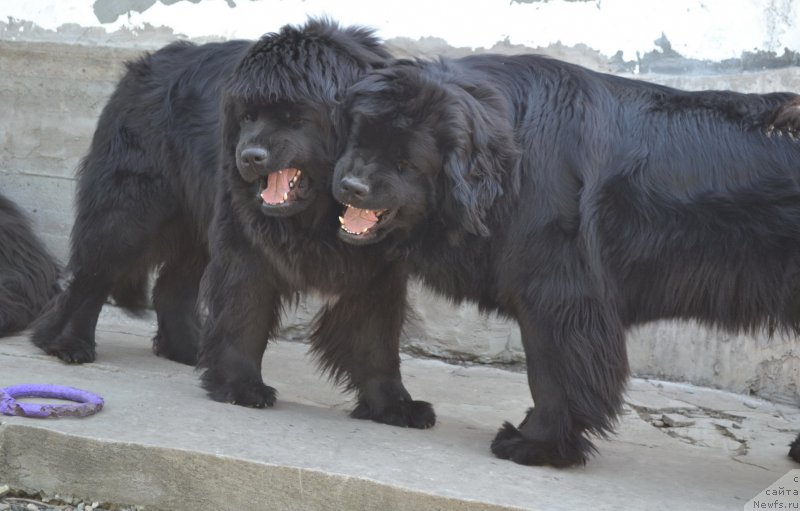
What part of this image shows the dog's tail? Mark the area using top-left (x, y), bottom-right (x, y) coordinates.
top-left (0, 194), bottom-right (61, 336)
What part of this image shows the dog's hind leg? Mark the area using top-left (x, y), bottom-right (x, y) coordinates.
top-left (30, 267), bottom-right (111, 363)
top-left (152, 246), bottom-right (208, 365)
top-left (491, 271), bottom-right (629, 467)
top-left (30, 229), bottom-right (161, 363)
top-left (31, 175), bottom-right (176, 363)
top-left (310, 266), bottom-right (435, 429)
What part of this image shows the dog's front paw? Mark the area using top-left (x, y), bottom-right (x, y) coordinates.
top-left (490, 422), bottom-right (588, 468)
top-left (351, 399), bottom-right (436, 429)
top-left (152, 331), bottom-right (198, 366)
top-left (210, 381), bottom-right (276, 408)
top-left (50, 343), bottom-right (97, 364)
top-left (33, 331), bottom-right (96, 364)
top-left (201, 370), bottom-right (276, 408)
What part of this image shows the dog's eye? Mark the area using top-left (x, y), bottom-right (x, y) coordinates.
top-left (284, 111), bottom-right (306, 126)
top-left (396, 159), bottom-right (410, 171)
top-left (241, 112), bottom-right (256, 123)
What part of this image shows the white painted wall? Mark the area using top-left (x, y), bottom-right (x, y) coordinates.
top-left (4, 0), bottom-right (800, 62)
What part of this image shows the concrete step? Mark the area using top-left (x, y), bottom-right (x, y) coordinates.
top-left (1, 307), bottom-right (798, 510)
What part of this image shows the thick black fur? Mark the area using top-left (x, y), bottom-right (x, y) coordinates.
top-left (333, 55), bottom-right (800, 466)
top-left (0, 194), bottom-right (60, 335)
top-left (196, 20), bottom-right (434, 428)
top-left (791, 434), bottom-right (800, 462)
top-left (30, 38), bottom-right (252, 365)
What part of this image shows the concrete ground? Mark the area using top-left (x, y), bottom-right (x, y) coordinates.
top-left (1, 307), bottom-right (798, 511)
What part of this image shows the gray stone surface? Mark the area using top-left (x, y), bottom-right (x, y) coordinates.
top-left (628, 322), bottom-right (800, 406)
top-left (0, 40), bottom-right (140, 260)
top-left (1, 27), bottom-right (799, 407)
top-left (0, 307), bottom-right (799, 510)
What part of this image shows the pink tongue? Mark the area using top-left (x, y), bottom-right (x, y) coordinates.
top-left (343, 207), bottom-right (380, 233)
top-left (261, 170), bottom-right (293, 205)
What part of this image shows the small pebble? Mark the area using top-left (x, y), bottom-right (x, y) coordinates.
top-left (0, 485), bottom-right (9, 498)
top-left (743, 400), bottom-right (759, 409)
top-left (26, 504), bottom-right (38, 511)
top-left (661, 413), bottom-right (695, 428)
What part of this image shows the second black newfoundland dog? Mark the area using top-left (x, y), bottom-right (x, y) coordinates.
top-left (197, 20), bottom-right (434, 427)
top-left (332, 55), bottom-right (800, 466)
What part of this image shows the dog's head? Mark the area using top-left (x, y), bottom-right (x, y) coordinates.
top-left (222, 18), bottom-right (390, 217)
top-left (332, 59), bottom-right (518, 245)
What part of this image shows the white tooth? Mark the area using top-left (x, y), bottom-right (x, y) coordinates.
top-left (296, 170), bottom-right (302, 176)
top-left (283, 192), bottom-right (289, 201)
top-left (338, 216), bottom-right (345, 225)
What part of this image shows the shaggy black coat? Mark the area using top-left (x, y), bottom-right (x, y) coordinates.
top-left (0, 193), bottom-right (60, 335)
top-left (195, 21), bottom-right (435, 427)
top-left (30, 19), bottom-right (434, 428)
top-left (332, 54), bottom-right (800, 466)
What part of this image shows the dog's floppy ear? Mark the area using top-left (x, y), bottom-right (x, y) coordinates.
top-left (220, 93), bottom-right (241, 171)
top-left (331, 91), bottom-right (353, 157)
top-left (439, 82), bottom-right (518, 237)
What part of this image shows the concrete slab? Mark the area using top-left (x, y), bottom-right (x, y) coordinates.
top-left (1, 307), bottom-right (798, 510)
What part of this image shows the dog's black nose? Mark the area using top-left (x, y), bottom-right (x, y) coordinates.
top-left (240, 147), bottom-right (269, 172)
top-left (339, 176), bottom-right (370, 200)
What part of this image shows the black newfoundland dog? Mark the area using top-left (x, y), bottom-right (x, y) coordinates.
top-left (332, 54), bottom-right (800, 466)
top-left (0, 193), bottom-right (60, 335)
top-left (197, 21), bottom-right (434, 429)
top-left (30, 18), bottom-right (432, 428)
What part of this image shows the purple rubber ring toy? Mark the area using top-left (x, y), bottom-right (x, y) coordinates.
top-left (0, 384), bottom-right (104, 418)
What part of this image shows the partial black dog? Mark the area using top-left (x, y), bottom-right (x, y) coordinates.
top-left (0, 193), bottom-right (60, 335)
top-left (333, 55), bottom-right (800, 466)
top-left (194, 21), bottom-right (435, 427)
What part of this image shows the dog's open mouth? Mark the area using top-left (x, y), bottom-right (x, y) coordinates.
top-left (338, 205), bottom-right (394, 241)
top-left (259, 168), bottom-right (311, 215)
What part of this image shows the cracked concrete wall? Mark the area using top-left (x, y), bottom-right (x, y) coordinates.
top-left (1, 0), bottom-right (799, 404)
